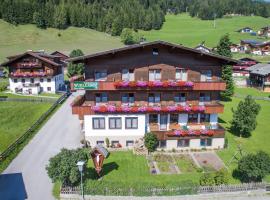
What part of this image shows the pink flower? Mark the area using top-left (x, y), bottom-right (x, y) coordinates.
top-left (198, 106), bottom-right (205, 111)
top-left (168, 81), bottom-right (177, 87)
top-left (174, 130), bottom-right (182, 136)
top-left (120, 81), bottom-right (130, 87)
top-left (136, 81), bottom-right (147, 87)
top-left (153, 106), bottom-right (161, 111)
top-left (107, 105), bottom-right (116, 112)
top-left (167, 106), bottom-right (177, 112)
top-left (121, 106), bottom-right (131, 112)
top-left (138, 106), bottom-right (147, 112)
top-left (92, 105), bottom-right (100, 112)
top-left (184, 81), bottom-right (194, 87)
top-left (184, 105), bottom-right (191, 112)
top-left (153, 81), bottom-right (163, 87)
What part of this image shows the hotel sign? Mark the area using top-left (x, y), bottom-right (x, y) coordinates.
top-left (74, 81), bottom-right (98, 90)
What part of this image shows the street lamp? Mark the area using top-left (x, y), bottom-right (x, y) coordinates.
top-left (77, 161), bottom-right (85, 199)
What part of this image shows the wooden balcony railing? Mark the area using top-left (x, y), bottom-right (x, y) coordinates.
top-left (71, 81), bottom-right (226, 91)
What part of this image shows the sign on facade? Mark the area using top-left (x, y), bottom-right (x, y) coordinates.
top-left (74, 81), bottom-right (98, 90)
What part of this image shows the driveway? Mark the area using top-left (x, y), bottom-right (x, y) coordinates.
top-left (3, 92), bottom-right (82, 200)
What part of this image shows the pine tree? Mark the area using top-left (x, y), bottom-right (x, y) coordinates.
top-left (216, 34), bottom-right (232, 58)
top-left (230, 95), bottom-right (261, 137)
top-left (53, 5), bottom-right (68, 29)
top-left (221, 65), bottom-right (234, 100)
top-left (67, 49), bottom-right (85, 78)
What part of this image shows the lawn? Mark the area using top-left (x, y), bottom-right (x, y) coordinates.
top-left (174, 155), bottom-right (200, 173)
top-left (234, 87), bottom-right (270, 98)
top-left (140, 14), bottom-right (269, 48)
top-left (0, 19), bottom-right (123, 63)
top-left (0, 101), bottom-right (52, 153)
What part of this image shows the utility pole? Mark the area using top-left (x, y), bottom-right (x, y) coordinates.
top-left (213, 13), bottom-right (217, 29)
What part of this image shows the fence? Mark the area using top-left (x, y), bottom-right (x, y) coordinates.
top-left (60, 182), bottom-right (269, 197)
top-left (234, 94), bottom-right (270, 101)
top-left (0, 93), bottom-right (69, 161)
top-left (0, 97), bottom-right (57, 103)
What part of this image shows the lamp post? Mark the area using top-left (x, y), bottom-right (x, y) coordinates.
top-left (77, 161), bottom-right (85, 200)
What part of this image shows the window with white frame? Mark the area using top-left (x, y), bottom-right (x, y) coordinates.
top-left (126, 140), bottom-right (134, 147)
top-left (174, 93), bottom-right (186, 103)
top-left (149, 69), bottom-right (161, 81)
top-left (158, 140), bottom-right (167, 148)
top-left (177, 139), bottom-right (190, 147)
top-left (148, 93), bottom-right (160, 104)
top-left (149, 114), bottom-right (158, 123)
top-left (125, 117), bottom-right (138, 129)
top-left (95, 70), bottom-right (107, 81)
top-left (121, 93), bottom-right (135, 105)
top-left (122, 69), bottom-right (134, 81)
top-left (96, 141), bottom-right (104, 145)
top-left (176, 69), bottom-right (187, 81)
top-left (92, 117), bottom-right (105, 129)
top-left (95, 93), bottom-right (108, 104)
top-left (201, 70), bottom-right (212, 82)
top-left (200, 138), bottom-right (212, 147)
top-left (109, 117), bottom-right (122, 129)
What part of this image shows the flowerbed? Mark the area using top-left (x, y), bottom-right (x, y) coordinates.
top-left (92, 105), bottom-right (205, 113)
top-left (166, 129), bottom-right (215, 137)
top-left (114, 80), bottom-right (194, 88)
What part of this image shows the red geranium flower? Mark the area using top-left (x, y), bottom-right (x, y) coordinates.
top-left (162, 81), bottom-right (169, 87)
top-left (177, 81), bottom-right (186, 87)
top-left (131, 107), bottom-right (138, 112)
top-left (116, 107), bottom-right (122, 112)
top-left (128, 81), bottom-right (137, 87)
top-left (99, 106), bottom-right (107, 113)
top-left (114, 81), bottom-right (121, 87)
top-left (148, 81), bottom-right (155, 87)
top-left (147, 107), bottom-right (154, 112)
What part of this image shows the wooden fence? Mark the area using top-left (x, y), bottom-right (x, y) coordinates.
top-left (234, 94), bottom-right (270, 101)
top-left (0, 97), bottom-right (57, 103)
top-left (0, 93), bottom-right (69, 161)
top-left (60, 182), bottom-right (269, 197)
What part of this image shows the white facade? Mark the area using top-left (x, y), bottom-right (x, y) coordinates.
top-left (83, 113), bottom-right (221, 149)
top-left (9, 73), bottom-right (64, 95)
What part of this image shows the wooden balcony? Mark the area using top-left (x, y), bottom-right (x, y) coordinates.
top-left (205, 102), bottom-right (224, 113)
top-left (71, 81), bottom-right (226, 91)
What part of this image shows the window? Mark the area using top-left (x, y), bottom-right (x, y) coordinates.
top-left (177, 139), bottom-right (190, 147)
top-left (40, 78), bottom-right (43, 83)
top-left (201, 70), bottom-right (212, 82)
top-left (95, 93), bottom-right (108, 103)
top-left (200, 138), bottom-right (212, 147)
top-left (170, 114), bottom-right (178, 123)
top-left (174, 93), bottom-right (186, 103)
top-left (200, 114), bottom-right (210, 123)
top-left (149, 114), bottom-right (158, 123)
top-left (30, 78), bottom-right (34, 83)
top-left (14, 79), bottom-right (17, 83)
top-left (92, 117), bottom-right (105, 129)
top-left (125, 117), bottom-right (138, 129)
top-left (95, 70), bottom-right (107, 81)
top-left (188, 114), bottom-right (198, 123)
top-left (122, 69), bottom-right (134, 81)
top-left (148, 93), bottom-right (160, 104)
top-left (176, 69), bottom-right (187, 81)
top-left (109, 117), bottom-right (122, 129)
top-left (152, 48), bottom-right (159, 55)
top-left (122, 93), bottom-right (134, 104)
top-left (111, 141), bottom-right (120, 147)
top-left (97, 141), bottom-right (104, 145)
top-left (158, 140), bottom-right (167, 148)
top-left (47, 78), bottom-right (51, 82)
top-left (126, 140), bottom-right (134, 147)
top-left (200, 93), bottom-right (211, 102)
top-left (149, 69), bottom-right (161, 81)
top-left (47, 87), bottom-right (51, 91)
top-left (22, 79), bottom-right (25, 83)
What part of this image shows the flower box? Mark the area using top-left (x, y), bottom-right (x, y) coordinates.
top-left (114, 80), bottom-right (194, 88)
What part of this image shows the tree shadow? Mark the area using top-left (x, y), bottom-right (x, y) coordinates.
top-left (227, 126), bottom-right (251, 138)
top-left (218, 117), bottom-right (226, 124)
top-left (84, 162), bottom-right (119, 180)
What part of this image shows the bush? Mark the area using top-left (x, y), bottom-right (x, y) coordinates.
top-left (199, 173), bottom-right (215, 186)
top-left (0, 79), bottom-right (8, 91)
top-left (67, 49), bottom-right (85, 78)
top-left (236, 151), bottom-right (270, 182)
top-left (200, 169), bottom-right (229, 186)
top-left (120, 28), bottom-right (143, 45)
top-left (46, 148), bottom-right (89, 185)
top-left (144, 132), bottom-right (158, 152)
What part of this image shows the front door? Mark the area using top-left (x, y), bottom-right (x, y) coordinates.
top-left (160, 114), bottom-right (168, 130)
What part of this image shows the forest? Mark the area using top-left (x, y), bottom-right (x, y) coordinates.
top-left (0, 0), bottom-right (269, 36)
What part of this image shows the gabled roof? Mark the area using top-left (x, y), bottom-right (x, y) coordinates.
top-left (239, 57), bottom-right (259, 63)
top-left (1, 51), bottom-right (61, 67)
top-left (68, 41), bottom-right (238, 64)
top-left (247, 63), bottom-right (270, 75)
top-left (194, 44), bottom-right (212, 52)
top-left (51, 51), bottom-right (69, 58)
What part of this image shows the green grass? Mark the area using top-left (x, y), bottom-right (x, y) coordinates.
top-left (0, 101), bottom-right (52, 152)
top-left (174, 155), bottom-right (199, 173)
top-left (234, 87), bottom-right (270, 98)
top-left (52, 181), bottom-right (61, 200)
top-left (0, 19), bottom-right (123, 63)
top-left (140, 14), bottom-right (269, 48)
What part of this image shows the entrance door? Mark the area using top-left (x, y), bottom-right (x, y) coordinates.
top-left (160, 114), bottom-right (168, 130)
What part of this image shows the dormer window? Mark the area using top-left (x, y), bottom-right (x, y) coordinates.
top-left (176, 69), bottom-right (187, 81)
top-left (149, 69), bottom-right (161, 81)
top-left (152, 48), bottom-right (159, 56)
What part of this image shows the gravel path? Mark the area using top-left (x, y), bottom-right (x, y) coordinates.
top-left (2, 92), bottom-right (82, 200)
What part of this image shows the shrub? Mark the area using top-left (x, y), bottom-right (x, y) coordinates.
top-left (214, 169), bottom-right (229, 185)
top-left (199, 173), bottom-right (215, 186)
top-left (236, 151), bottom-right (270, 182)
top-left (120, 28), bottom-right (143, 45)
top-left (46, 148), bottom-right (88, 185)
top-left (144, 132), bottom-right (158, 152)
top-left (105, 137), bottom-right (110, 148)
top-left (0, 79), bottom-right (8, 91)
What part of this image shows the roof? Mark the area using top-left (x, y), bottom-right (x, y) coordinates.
top-left (237, 27), bottom-right (252, 32)
top-left (68, 41), bottom-right (238, 64)
top-left (247, 63), bottom-right (270, 75)
top-left (51, 51), bottom-right (69, 58)
top-left (92, 144), bottom-right (109, 158)
top-left (194, 44), bottom-right (212, 52)
top-left (241, 40), bottom-right (270, 47)
top-left (1, 51), bottom-right (62, 67)
top-left (239, 57), bottom-right (259, 62)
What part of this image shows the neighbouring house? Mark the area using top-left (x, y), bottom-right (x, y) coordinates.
top-left (51, 51), bottom-right (69, 73)
top-left (0, 51), bottom-right (65, 95)
top-left (258, 26), bottom-right (270, 38)
top-left (240, 40), bottom-right (270, 55)
top-left (69, 41), bottom-right (237, 150)
top-left (233, 57), bottom-right (258, 77)
top-left (194, 44), bottom-right (212, 53)
top-left (230, 43), bottom-right (241, 53)
top-left (237, 27), bottom-right (253, 33)
top-left (247, 63), bottom-right (270, 92)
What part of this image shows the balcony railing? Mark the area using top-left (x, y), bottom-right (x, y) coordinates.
top-left (71, 81), bottom-right (226, 91)
top-left (17, 62), bottom-right (41, 68)
top-left (10, 71), bottom-right (50, 77)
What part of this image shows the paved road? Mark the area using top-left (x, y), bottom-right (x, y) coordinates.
top-left (3, 93), bottom-right (82, 200)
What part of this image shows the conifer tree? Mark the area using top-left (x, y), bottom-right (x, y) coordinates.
top-left (221, 65), bottom-right (234, 100)
top-left (216, 34), bottom-right (232, 58)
